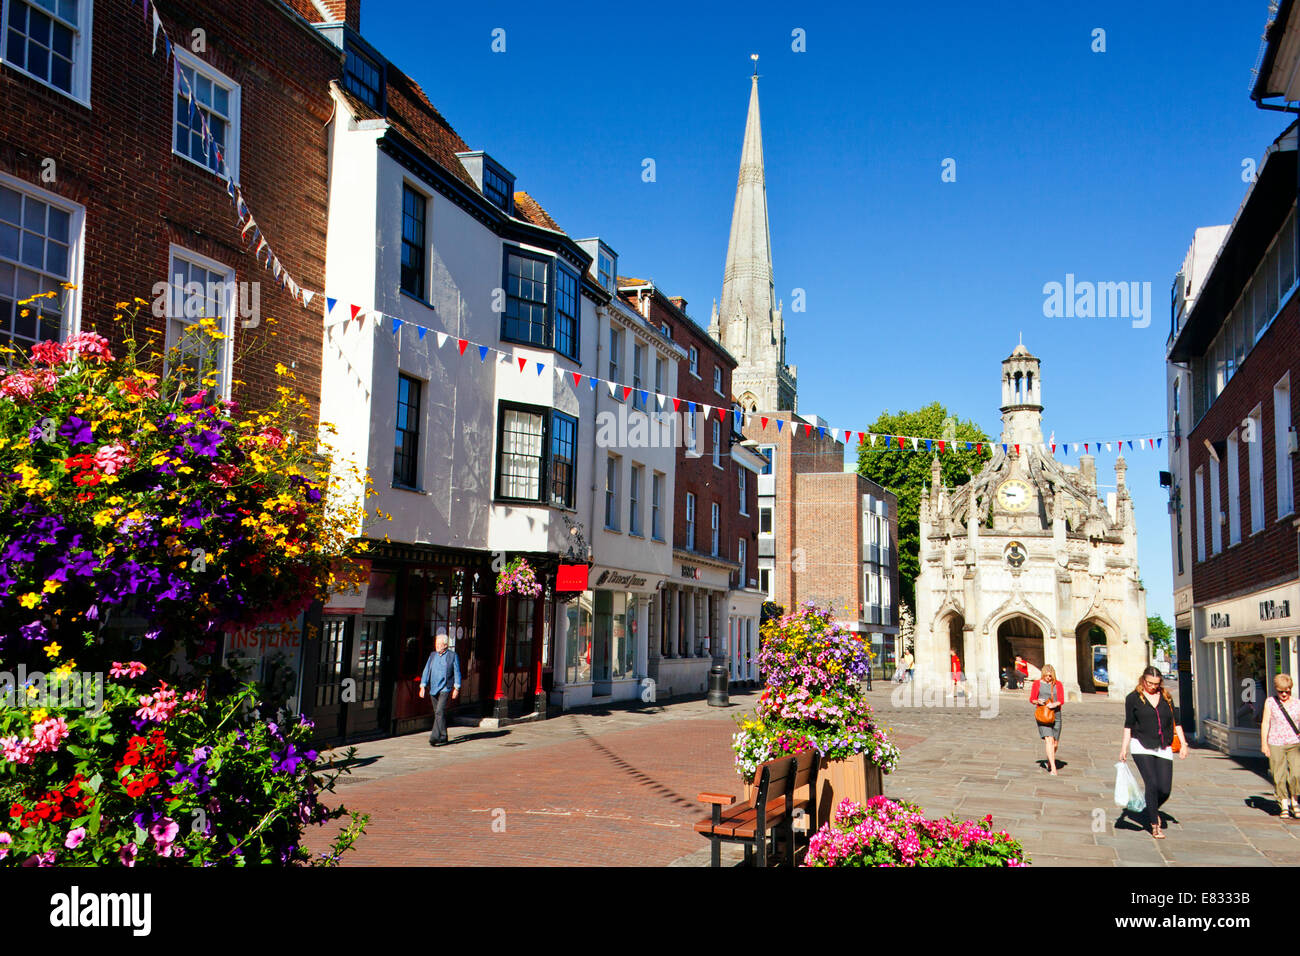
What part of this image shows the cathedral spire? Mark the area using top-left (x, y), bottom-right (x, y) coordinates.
top-left (717, 58), bottom-right (796, 413)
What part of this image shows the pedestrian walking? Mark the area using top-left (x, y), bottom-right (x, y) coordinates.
top-left (1261, 673), bottom-right (1300, 819)
top-left (419, 631), bottom-right (461, 747)
top-left (1030, 664), bottom-right (1064, 775)
top-left (900, 649), bottom-right (914, 684)
top-left (950, 649), bottom-right (963, 693)
top-left (1120, 665), bottom-right (1187, 839)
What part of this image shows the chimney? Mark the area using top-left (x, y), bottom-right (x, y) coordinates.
top-left (319, 0), bottom-right (360, 30)
top-left (669, 296), bottom-right (688, 312)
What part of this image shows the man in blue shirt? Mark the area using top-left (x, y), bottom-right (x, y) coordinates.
top-left (418, 632), bottom-right (461, 746)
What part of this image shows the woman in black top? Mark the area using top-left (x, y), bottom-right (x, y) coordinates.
top-left (1120, 666), bottom-right (1187, 839)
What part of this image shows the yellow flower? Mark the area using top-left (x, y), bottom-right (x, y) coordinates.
top-left (29, 708), bottom-right (48, 723)
top-left (18, 593), bottom-right (40, 609)
top-left (53, 661), bottom-right (75, 678)
top-left (42, 579), bottom-right (61, 594)
top-left (44, 642), bottom-right (62, 658)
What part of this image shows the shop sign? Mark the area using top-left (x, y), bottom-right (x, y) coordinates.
top-left (1260, 599), bottom-right (1291, 622)
top-left (557, 564), bottom-right (589, 591)
top-left (681, 565), bottom-right (702, 580)
top-left (1210, 612), bottom-right (1231, 629)
top-left (593, 568), bottom-right (651, 590)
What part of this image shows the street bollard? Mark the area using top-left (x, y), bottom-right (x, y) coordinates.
top-left (707, 663), bottom-right (729, 707)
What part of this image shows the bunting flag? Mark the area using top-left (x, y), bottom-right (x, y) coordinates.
top-left (589, 377), bottom-right (599, 391)
top-left (925, 439), bottom-right (932, 452)
top-left (818, 426), bottom-right (826, 439)
top-left (938, 440), bottom-right (945, 453)
top-left (458, 339), bottom-right (469, 356)
top-left (609, 381), bottom-right (619, 398)
top-left (640, 390), bottom-right (649, 407)
top-left (672, 398), bottom-right (681, 412)
top-left (1051, 443), bottom-right (1057, 454)
top-left (896, 436), bottom-right (905, 449)
top-left (804, 423), bottom-right (813, 437)
top-left (536, 362), bottom-right (546, 376)
top-left (1002, 444), bottom-right (1008, 454)
top-left (775, 419), bottom-right (784, 432)
top-left (479, 345), bottom-right (489, 362)
top-left (325, 296), bottom-right (337, 316)
top-left (390, 317), bottom-right (402, 335)
top-left (1084, 443), bottom-right (1089, 453)
top-left (870, 434), bottom-right (877, 447)
top-left (1015, 444), bottom-right (1020, 456)
top-left (659, 394), bottom-right (669, 411)
top-left (417, 327), bottom-right (427, 341)
top-left (910, 437), bottom-right (919, 451)
top-left (761, 417), bottom-right (769, 430)
top-left (735, 410), bottom-right (744, 429)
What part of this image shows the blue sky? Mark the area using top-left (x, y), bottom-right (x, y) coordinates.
top-left (362, 0), bottom-right (1288, 623)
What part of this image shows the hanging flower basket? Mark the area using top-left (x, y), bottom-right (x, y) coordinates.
top-left (496, 556), bottom-right (542, 597)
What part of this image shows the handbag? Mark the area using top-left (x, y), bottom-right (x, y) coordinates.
top-left (1035, 704), bottom-right (1056, 726)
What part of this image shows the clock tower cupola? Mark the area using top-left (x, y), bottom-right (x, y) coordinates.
top-left (1000, 340), bottom-right (1044, 447)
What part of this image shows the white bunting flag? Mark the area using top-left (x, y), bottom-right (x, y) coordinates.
top-left (830, 428), bottom-right (840, 442)
top-left (435, 332), bottom-right (448, 348)
top-left (1105, 442), bottom-right (1112, 452)
top-left (870, 434), bottom-right (877, 447)
top-left (608, 380), bottom-right (618, 398)
top-left (1072, 443), bottom-right (1079, 452)
top-left (151, 7), bottom-right (162, 53)
top-left (701, 404), bottom-right (712, 419)
top-left (302, 289), bottom-right (315, 308)
top-left (656, 393), bottom-right (667, 410)
top-left (911, 437), bottom-right (919, 451)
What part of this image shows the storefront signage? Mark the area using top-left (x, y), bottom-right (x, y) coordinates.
top-left (1210, 612), bottom-right (1231, 629)
top-left (681, 566), bottom-right (702, 580)
top-left (595, 569), bottom-right (648, 589)
top-left (556, 564), bottom-right (589, 591)
top-left (1260, 599), bottom-right (1291, 621)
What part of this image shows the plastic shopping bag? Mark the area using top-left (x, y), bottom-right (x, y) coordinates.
top-left (1113, 761), bottom-right (1146, 813)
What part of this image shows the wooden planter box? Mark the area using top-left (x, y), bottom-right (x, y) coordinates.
top-left (744, 752), bottom-right (884, 830)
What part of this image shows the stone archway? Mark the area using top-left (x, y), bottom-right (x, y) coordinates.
top-left (943, 612), bottom-right (966, 682)
top-left (1076, 620), bottom-right (1111, 694)
top-left (997, 616), bottom-right (1045, 680)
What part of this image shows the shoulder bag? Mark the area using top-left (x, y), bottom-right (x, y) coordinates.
top-left (1034, 682), bottom-right (1057, 726)
top-left (1273, 695), bottom-right (1300, 743)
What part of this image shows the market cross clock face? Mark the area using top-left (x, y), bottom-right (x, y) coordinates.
top-left (997, 479), bottom-right (1032, 512)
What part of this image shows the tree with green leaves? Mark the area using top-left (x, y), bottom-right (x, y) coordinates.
top-left (856, 403), bottom-right (991, 608)
top-left (1147, 615), bottom-right (1174, 657)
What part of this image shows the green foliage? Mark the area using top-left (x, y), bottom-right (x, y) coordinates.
top-left (1147, 615), bottom-right (1174, 655)
top-left (855, 403), bottom-right (991, 606)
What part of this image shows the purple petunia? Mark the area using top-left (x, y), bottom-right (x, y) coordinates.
top-left (58, 415), bottom-right (94, 446)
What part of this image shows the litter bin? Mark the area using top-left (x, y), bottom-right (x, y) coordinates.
top-left (707, 662), bottom-right (729, 707)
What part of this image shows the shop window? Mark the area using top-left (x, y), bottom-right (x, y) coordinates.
top-left (506, 596), bottom-right (535, 669)
top-left (1232, 641), bottom-right (1266, 729)
top-left (565, 592), bottom-right (593, 684)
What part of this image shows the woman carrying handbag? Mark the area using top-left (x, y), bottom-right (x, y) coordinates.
top-left (1261, 673), bottom-right (1300, 819)
top-left (1030, 664), bottom-right (1064, 776)
top-left (1120, 665), bottom-right (1187, 839)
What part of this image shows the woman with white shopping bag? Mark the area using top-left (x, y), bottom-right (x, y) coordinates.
top-left (1119, 666), bottom-right (1187, 839)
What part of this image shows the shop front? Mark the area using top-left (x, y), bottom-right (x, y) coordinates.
top-left (724, 586), bottom-right (764, 687)
top-left (1194, 580), bottom-right (1299, 756)
top-left (652, 557), bottom-right (734, 699)
top-left (554, 566), bottom-right (659, 709)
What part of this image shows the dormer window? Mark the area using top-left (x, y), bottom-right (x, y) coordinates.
top-left (343, 42), bottom-right (383, 110)
top-left (597, 251), bottom-right (615, 291)
top-left (482, 164), bottom-right (512, 215)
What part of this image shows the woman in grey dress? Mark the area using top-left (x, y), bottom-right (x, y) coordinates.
top-left (1031, 664), bottom-right (1064, 775)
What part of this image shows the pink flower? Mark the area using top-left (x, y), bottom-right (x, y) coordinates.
top-left (28, 717), bottom-right (69, 754)
top-left (1, 736), bottom-right (31, 764)
top-left (150, 819), bottom-right (180, 857)
top-left (0, 832), bottom-right (10, 860)
top-left (110, 661), bottom-right (148, 679)
top-left (118, 842), bottom-right (137, 867)
top-left (30, 339), bottom-right (67, 365)
top-left (210, 462), bottom-right (241, 487)
top-left (93, 442), bottom-right (132, 475)
top-left (64, 826), bottom-right (86, 849)
top-left (64, 331), bottom-right (114, 363)
top-left (258, 426), bottom-right (285, 448)
top-left (136, 683), bottom-right (179, 723)
top-left (0, 371), bottom-right (36, 399)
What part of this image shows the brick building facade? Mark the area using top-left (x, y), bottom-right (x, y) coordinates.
top-left (749, 416), bottom-right (900, 673)
top-left (1168, 115), bottom-right (1300, 755)
top-left (0, 0), bottom-right (339, 416)
top-left (620, 280), bottom-right (765, 692)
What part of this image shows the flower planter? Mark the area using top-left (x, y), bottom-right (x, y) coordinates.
top-left (744, 751), bottom-right (884, 828)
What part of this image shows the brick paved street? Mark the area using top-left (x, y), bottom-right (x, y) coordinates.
top-left (305, 679), bottom-right (1300, 866)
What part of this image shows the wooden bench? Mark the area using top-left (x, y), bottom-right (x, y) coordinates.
top-left (695, 750), bottom-right (819, 867)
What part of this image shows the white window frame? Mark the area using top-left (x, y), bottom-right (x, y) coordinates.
top-left (1249, 406), bottom-right (1265, 533)
top-left (608, 325), bottom-right (622, 394)
top-left (632, 341), bottom-right (644, 410)
top-left (1210, 456), bottom-right (1221, 555)
top-left (689, 345), bottom-right (699, 377)
top-left (713, 365), bottom-right (723, 395)
top-left (654, 355), bottom-right (663, 393)
top-left (1195, 465), bottom-right (1206, 561)
top-left (738, 538), bottom-right (746, 581)
top-left (738, 468), bottom-right (748, 514)
top-left (712, 419), bottom-right (721, 468)
top-left (651, 471), bottom-right (663, 541)
top-left (0, 0), bottom-right (93, 107)
top-left (629, 463), bottom-right (642, 536)
top-left (686, 409), bottom-right (698, 455)
top-left (605, 453), bottom-right (620, 530)
top-left (685, 492), bottom-right (696, 549)
top-left (0, 170), bottom-right (85, 345)
top-left (164, 243), bottom-right (236, 400)
top-left (1276, 374), bottom-right (1293, 519)
top-left (172, 46), bottom-right (241, 185)
top-left (1227, 431), bottom-right (1241, 546)
top-left (711, 501), bottom-right (720, 556)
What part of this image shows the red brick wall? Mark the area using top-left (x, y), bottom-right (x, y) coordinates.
top-left (624, 289), bottom-right (757, 577)
top-left (1189, 288), bottom-right (1300, 603)
top-left (794, 471), bottom-right (862, 615)
top-left (0, 0), bottom-right (338, 419)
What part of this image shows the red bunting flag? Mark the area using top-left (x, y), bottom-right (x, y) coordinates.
top-left (896, 435), bottom-right (904, 449)
top-left (1015, 444), bottom-right (1020, 456)
top-left (761, 417), bottom-right (769, 429)
top-left (517, 357), bottom-right (527, 372)
top-left (349, 304), bottom-right (361, 321)
top-left (573, 372), bottom-right (582, 387)
top-left (976, 442), bottom-right (982, 454)
top-left (938, 440), bottom-right (945, 453)
top-left (1051, 443), bottom-right (1057, 454)
top-left (622, 386), bottom-right (632, 401)
top-left (672, 398), bottom-right (681, 412)
top-left (719, 406), bottom-right (728, 421)
top-left (804, 423), bottom-right (812, 437)
top-left (457, 339), bottom-right (468, 356)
